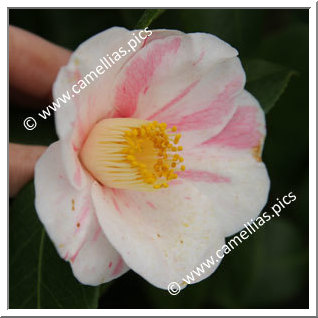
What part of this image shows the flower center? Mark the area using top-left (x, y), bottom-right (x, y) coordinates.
top-left (80, 118), bottom-right (185, 191)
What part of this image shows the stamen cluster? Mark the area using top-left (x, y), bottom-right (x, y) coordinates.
top-left (122, 121), bottom-right (185, 189)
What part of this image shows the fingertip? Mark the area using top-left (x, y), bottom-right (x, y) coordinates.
top-left (9, 25), bottom-right (71, 107)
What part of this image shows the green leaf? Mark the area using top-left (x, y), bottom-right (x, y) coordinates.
top-left (243, 59), bottom-right (297, 113)
top-left (135, 9), bottom-right (165, 29)
top-left (9, 182), bottom-right (103, 309)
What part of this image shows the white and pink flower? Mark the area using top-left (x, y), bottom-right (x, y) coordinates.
top-left (34, 27), bottom-right (270, 290)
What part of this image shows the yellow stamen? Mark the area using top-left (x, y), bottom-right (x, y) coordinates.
top-left (174, 134), bottom-right (181, 144)
top-left (79, 118), bottom-right (185, 191)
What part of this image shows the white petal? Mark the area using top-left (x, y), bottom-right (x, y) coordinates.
top-left (54, 27), bottom-right (133, 140)
top-left (34, 141), bottom-right (129, 285)
top-left (91, 180), bottom-right (225, 289)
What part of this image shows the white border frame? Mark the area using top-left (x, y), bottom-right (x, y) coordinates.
top-left (3, 1), bottom-right (316, 316)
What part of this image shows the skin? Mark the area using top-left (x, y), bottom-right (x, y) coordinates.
top-left (9, 25), bottom-right (71, 197)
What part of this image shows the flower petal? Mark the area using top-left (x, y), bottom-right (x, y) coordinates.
top-left (54, 28), bottom-right (183, 143)
top-left (60, 132), bottom-right (88, 190)
top-left (54, 27), bottom-right (131, 140)
top-left (180, 90), bottom-right (270, 236)
top-left (34, 141), bottom-right (128, 285)
top-left (91, 179), bottom-right (225, 289)
top-left (112, 32), bottom-right (244, 147)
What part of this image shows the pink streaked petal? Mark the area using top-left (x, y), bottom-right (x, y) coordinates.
top-left (146, 201), bottom-right (156, 209)
top-left (148, 80), bottom-right (200, 121)
top-left (34, 141), bottom-right (128, 285)
top-left (71, 232), bottom-right (129, 285)
top-left (168, 77), bottom-right (243, 132)
top-left (193, 51), bottom-right (205, 66)
top-left (111, 32), bottom-right (240, 126)
top-left (110, 33), bottom-right (244, 148)
top-left (111, 195), bottom-right (122, 215)
top-left (141, 29), bottom-right (184, 48)
top-left (203, 105), bottom-right (263, 150)
top-left (181, 90), bottom-right (269, 236)
top-left (70, 242), bottom-right (84, 263)
top-left (178, 170), bottom-right (230, 183)
top-left (54, 27), bottom-right (146, 141)
top-left (112, 257), bottom-right (125, 277)
top-left (92, 227), bottom-right (102, 242)
top-left (113, 37), bottom-right (182, 118)
top-left (60, 133), bottom-right (88, 190)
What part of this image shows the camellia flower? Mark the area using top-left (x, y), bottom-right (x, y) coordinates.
top-left (34, 27), bottom-right (270, 290)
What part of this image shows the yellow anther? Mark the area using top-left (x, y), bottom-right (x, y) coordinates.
top-left (162, 183), bottom-right (169, 188)
top-left (171, 126), bottom-right (177, 132)
top-left (174, 134), bottom-right (181, 144)
top-left (171, 162), bottom-right (177, 168)
top-left (127, 139), bottom-right (135, 147)
top-left (179, 156), bottom-right (184, 163)
top-left (177, 146), bottom-right (183, 151)
top-left (167, 170), bottom-right (175, 179)
top-left (140, 168), bottom-right (148, 175)
top-left (153, 184), bottom-right (161, 189)
top-left (181, 165), bottom-right (186, 171)
top-left (123, 148), bottom-right (134, 155)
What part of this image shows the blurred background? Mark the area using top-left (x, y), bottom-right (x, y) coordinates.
top-left (9, 9), bottom-right (309, 309)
